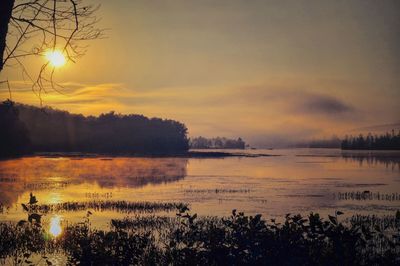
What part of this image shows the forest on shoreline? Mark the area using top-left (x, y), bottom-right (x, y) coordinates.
top-left (2, 100), bottom-right (400, 158)
top-left (341, 132), bottom-right (400, 150)
top-left (0, 100), bottom-right (189, 157)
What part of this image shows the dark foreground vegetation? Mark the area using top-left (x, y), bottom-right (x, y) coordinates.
top-left (0, 206), bottom-right (399, 265)
top-left (341, 131), bottom-right (400, 150)
top-left (0, 100), bottom-right (189, 157)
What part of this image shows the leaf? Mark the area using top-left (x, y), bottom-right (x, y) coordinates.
top-left (111, 219), bottom-right (118, 228)
top-left (28, 213), bottom-right (42, 224)
top-left (17, 220), bottom-right (27, 226)
top-left (328, 215), bottom-right (337, 225)
top-left (29, 193), bottom-right (38, 205)
top-left (21, 203), bottom-right (29, 212)
top-left (181, 206), bottom-right (189, 212)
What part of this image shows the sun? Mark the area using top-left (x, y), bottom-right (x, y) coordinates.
top-left (45, 50), bottom-right (66, 67)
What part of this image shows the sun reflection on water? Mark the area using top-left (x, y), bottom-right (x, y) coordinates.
top-left (49, 191), bottom-right (63, 204)
top-left (49, 215), bottom-right (62, 237)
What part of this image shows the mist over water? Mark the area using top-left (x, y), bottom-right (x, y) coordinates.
top-left (0, 149), bottom-right (399, 228)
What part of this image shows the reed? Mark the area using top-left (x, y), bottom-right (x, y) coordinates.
top-left (336, 191), bottom-right (400, 201)
top-left (31, 201), bottom-right (189, 214)
top-left (184, 188), bottom-right (251, 194)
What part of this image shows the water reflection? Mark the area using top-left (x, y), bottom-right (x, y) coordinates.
top-left (341, 152), bottom-right (400, 170)
top-left (0, 150), bottom-right (399, 222)
top-left (0, 157), bottom-right (188, 205)
top-left (49, 215), bottom-right (62, 237)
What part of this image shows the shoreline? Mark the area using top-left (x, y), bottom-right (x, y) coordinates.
top-left (0, 150), bottom-right (279, 160)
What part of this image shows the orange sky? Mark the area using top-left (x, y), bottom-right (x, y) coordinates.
top-left (1, 0), bottom-right (399, 146)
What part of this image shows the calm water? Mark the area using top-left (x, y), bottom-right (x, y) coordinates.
top-left (0, 149), bottom-right (399, 229)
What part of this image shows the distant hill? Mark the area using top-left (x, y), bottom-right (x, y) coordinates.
top-left (0, 100), bottom-right (189, 156)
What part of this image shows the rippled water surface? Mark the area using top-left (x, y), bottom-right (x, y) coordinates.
top-left (0, 149), bottom-right (399, 228)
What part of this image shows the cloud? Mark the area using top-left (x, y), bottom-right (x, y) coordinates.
top-left (217, 84), bottom-right (355, 119)
top-left (294, 93), bottom-right (354, 115)
top-left (0, 82), bottom-right (132, 115)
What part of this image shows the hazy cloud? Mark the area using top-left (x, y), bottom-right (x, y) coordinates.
top-left (228, 85), bottom-right (355, 118)
top-left (294, 93), bottom-right (354, 115)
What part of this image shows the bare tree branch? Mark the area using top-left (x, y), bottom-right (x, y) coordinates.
top-left (0, 0), bottom-right (104, 103)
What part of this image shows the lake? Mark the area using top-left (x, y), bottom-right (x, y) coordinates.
top-left (0, 148), bottom-right (399, 229)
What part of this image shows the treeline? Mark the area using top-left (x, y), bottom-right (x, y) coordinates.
top-left (0, 100), bottom-right (30, 157)
top-left (190, 136), bottom-right (246, 149)
top-left (294, 136), bottom-right (341, 148)
top-left (0, 100), bottom-right (189, 156)
top-left (341, 131), bottom-right (400, 150)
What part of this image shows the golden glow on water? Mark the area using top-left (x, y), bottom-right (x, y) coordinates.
top-left (49, 215), bottom-right (62, 237)
top-left (0, 150), bottom-right (399, 228)
top-left (49, 191), bottom-right (63, 204)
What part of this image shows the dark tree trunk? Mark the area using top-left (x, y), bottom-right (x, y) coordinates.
top-left (0, 0), bottom-right (15, 72)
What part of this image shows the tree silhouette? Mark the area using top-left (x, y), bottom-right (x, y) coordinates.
top-left (190, 136), bottom-right (246, 149)
top-left (0, 100), bottom-right (30, 157)
top-left (341, 131), bottom-right (400, 150)
top-left (1, 101), bottom-right (189, 154)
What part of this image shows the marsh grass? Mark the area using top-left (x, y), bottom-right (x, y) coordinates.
top-left (184, 188), bottom-right (251, 194)
top-left (347, 211), bottom-right (400, 230)
top-left (30, 201), bottom-right (189, 214)
top-left (336, 191), bottom-right (400, 201)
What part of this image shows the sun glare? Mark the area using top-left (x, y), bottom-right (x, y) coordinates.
top-left (45, 50), bottom-right (66, 67)
top-left (49, 215), bottom-right (62, 237)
